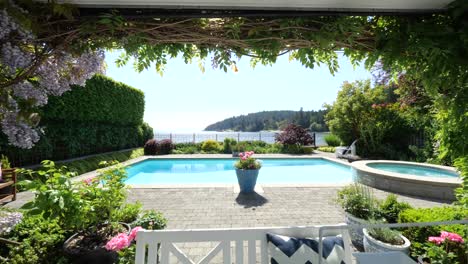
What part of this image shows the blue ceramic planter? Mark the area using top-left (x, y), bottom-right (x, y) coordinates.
top-left (235, 169), bottom-right (260, 193)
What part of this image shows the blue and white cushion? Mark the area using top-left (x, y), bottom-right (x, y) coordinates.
top-left (266, 233), bottom-right (346, 264)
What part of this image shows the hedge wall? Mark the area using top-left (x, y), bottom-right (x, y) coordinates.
top-left (0, 75), bottom-right (153, 167)
top-left (41, 74), bottom-right (145, 125)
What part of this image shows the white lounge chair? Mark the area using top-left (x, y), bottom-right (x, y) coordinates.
top-left (335, 140), bottom-right (358, 159)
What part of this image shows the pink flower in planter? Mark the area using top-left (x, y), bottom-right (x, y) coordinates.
top-left (105, 233), bottom-right (130, 251)
top-left (440, 231), bottom-right (464, 243)
top-left (129, 226), bottom-right (143, 241)
top-left (428, 236), bottom-right (445, 245)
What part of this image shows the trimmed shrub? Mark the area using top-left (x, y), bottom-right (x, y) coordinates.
top-left (324, 134), bottom-right (342, 147)
top-left (0, 75), bottom-right (153, 167)
top-left (158, 139), bottom-right (174, 155)
top-left (201, 140), bottom-right (220, 152)
top-left (144, 139), bottom-right (159, 155)
top-left (41, 74), bottom-right (144, 125)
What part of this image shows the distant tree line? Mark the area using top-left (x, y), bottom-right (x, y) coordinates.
top-left (204, 109), bottom-right (328, 132)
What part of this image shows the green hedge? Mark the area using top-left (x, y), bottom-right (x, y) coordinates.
top-left (398, 206), bottom-right (468, 261)
top-left (0, 75), bottom-right (153, 167)
top-left (41, 74), bottom-right (145, 125)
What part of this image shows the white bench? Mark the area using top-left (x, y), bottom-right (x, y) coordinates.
top-left (135, 224), bottom-right (352, 264)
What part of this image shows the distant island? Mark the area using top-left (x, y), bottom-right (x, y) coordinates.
top-left (204, 109), bottom-right (329, 132)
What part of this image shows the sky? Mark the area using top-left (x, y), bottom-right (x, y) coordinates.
top-left (105, 50), bottom-right (372, 132)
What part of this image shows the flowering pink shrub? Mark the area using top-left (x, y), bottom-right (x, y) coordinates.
top-left (428, 231), bottom-right (464, 245)
top-left (105, 233), bottom-right (131, 251)
top-left (105, 226), bottom-right (143, 252)
top-left (128, 226), bottom-right (143, 241)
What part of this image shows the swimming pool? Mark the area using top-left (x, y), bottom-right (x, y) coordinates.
top-left (367, 163), bottom-right (459, 178)
top-left (124, 158), bottom-right (352, 185)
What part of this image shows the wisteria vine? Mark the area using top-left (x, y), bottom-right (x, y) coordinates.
top-left (0, 9), bottom-right (104, 149)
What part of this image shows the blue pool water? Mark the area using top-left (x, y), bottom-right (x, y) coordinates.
top-left (125, 158), bottom-right (352, 184)
top-left (368, 163), bottom-right (459, 178)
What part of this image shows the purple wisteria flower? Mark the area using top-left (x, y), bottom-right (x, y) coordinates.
top-left (0, 9), bottom-right (105, 149)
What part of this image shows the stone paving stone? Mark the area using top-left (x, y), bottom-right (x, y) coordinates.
top-left (124, 186), bottom-right (448, 263)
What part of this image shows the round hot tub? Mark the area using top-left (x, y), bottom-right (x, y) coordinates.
top-left (351, 160), bottom-right (461, 201)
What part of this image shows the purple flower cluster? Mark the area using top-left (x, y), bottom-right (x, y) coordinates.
top-left (0, 9), bottom-right (105, 148)
top-left (0, 211), bottom-right (23, 235)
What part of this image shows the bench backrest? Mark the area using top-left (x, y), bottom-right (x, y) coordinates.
top-left (135, 224), bottom-right (352, 264)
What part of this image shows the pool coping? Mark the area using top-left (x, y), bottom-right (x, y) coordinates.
top-left (351, 160), bottom-right (461, 186)
top-left (73, 154), bottom-right (354, 189)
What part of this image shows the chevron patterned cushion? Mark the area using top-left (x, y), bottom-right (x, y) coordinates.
top-left (266, 233), bottom-right (346, 264)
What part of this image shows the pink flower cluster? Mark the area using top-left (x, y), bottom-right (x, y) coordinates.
top-left (83, 176), bottom-right (96, 185)
top-left (428, 231), bottom-right (464, 245)
top-left (239, 151), bottom-right (254, 160)
top-left (105, 226), bottom-right (143, 251)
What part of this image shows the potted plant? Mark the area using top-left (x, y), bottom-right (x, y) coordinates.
top-left (363, 222), bottom-right (411, 254)
top-left (234, 151), bottom-right (262, 193)
top-left (63, 222), bottom-right (131, 263)
top-left (336, 183), bottom-right (378, 248)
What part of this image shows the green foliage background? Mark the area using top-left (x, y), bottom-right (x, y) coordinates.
top-left (0, 75), bottom-right (153, 167)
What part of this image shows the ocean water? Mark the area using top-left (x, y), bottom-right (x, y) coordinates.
top-left (154, 131), bottom-right (330, 146)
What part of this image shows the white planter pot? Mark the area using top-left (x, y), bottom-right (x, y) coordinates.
top-left (345, 213), bottom-right (367, 248)
top-left (363, 228), bottom-right (411, 255)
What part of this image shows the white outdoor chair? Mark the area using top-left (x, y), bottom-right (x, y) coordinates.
top-left (135, 224), bottom-right (352, 264)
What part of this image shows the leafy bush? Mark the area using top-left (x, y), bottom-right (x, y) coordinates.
top-left (172, 143), bottom-right (201, 154)
top-left (223, 138), bottom-right (236, 154)
top-left (398, 206), bottom-right (468, 260)
top-left (454, 157), bottom-right (468, 207)
top-left (158, 139), bottom-right (174, 155)
top-left (111, 202), bottom-right (143, 224)
top-left (2, 215), bottom-right (67, 264)
top-left (324, 134), bottom-right (342, 147)
top-left (281, 144), bottom-right (305, 154)
top-left (336, 183), bottom-right (378, 220)
top-left (20, 160), bottom-right (128, 231)
top-left (133, 210), bottom-right (167, 230)
top-left (201, 140), bottom-right (221, 152)
top-left (144, 139), bottom-right (158, 155)
top-left (275, 124), bottom-right (314, 146)
top-left (377, 194), bottom-right (412, 223)
top-left (318, 146), bottom-right (336, 153)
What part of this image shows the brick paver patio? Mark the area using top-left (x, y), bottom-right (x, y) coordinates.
top-left (124, 186), bottom-right (447, 263)
top-left (127, 187), bottom-right (447, 230)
